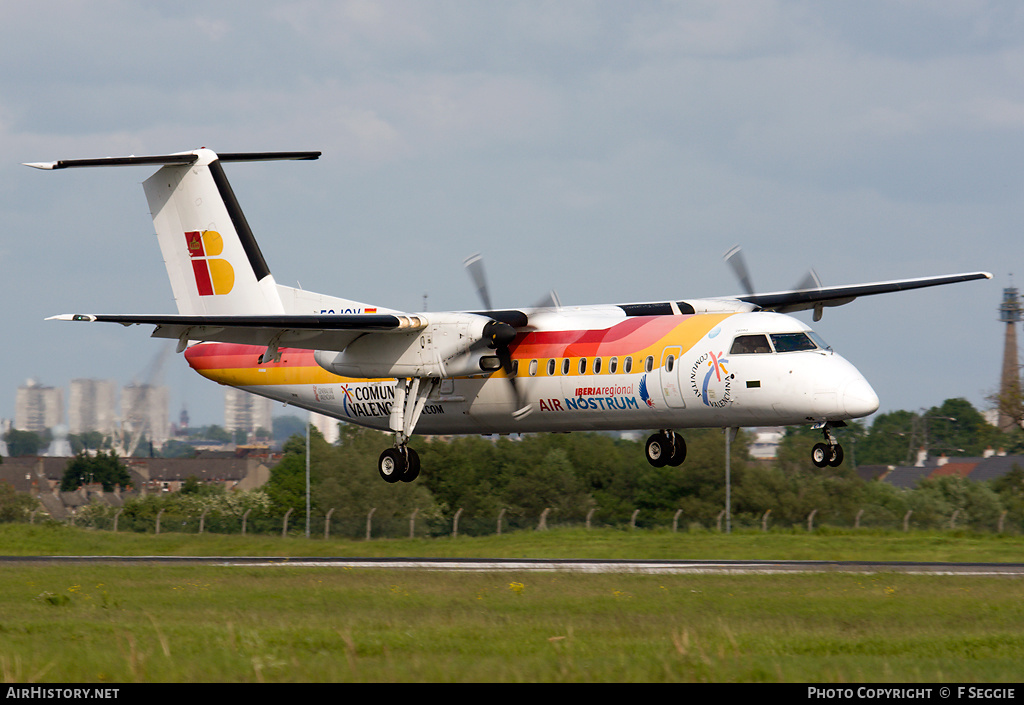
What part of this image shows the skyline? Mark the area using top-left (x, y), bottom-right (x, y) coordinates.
top-left (2, 2), bottom-right (1020, 427)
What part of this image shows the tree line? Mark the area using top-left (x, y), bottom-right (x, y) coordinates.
top-left (16, 397), bottom-right (1024, 534)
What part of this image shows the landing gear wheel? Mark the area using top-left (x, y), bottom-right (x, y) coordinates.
top-left (811, 443), bottom-right (830, 469)
top-left (378, 448), bottom-right (407, 483)
top-left (401, 447), bottom-right (421, 482)
top-left (827, 444), bottom-right (844, 468)
top-left (645, 434), bottom-right (669, 467)
top-left (666, 434), bottom-right (687, 467)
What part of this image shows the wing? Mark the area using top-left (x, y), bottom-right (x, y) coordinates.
top-left (47, 312), bottom-right (427, 353)
top-left (735, 271), bottom-right (992, 317)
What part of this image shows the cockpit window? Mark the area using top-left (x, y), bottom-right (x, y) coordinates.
top-left (808, 331), bottom-right (832, 351)
top-left (730, 334), bottom-right (772, 354)
top-left (770, 332), bottom-right (818, 353)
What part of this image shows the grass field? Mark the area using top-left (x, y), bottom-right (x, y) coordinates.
top-left (1, 524), bottom-right (1023, 683)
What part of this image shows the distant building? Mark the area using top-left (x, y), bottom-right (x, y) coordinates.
top-left (121, 383), bottom-right (170, 451)
top-left (68, 379), bottom-right (118, 436)
top-left (224, 388), bottom-right (274, 441)
top-left (14, 379), bottom-right (63, 433)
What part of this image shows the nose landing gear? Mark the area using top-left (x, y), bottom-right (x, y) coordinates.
top-left (811, 422), bottom-right (844, 468)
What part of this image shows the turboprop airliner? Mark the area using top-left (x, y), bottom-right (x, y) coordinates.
top-left (28, 149), bottom-right (991, 482)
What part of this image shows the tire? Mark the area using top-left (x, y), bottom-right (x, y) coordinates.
top-left (827, 444), bottom-right (844, 468)
top-left (666, 434), bottom-right (687, 467)
top-left (401, 448), bottom-right (421, 482)
top-left (378, 448), bottom-right (406, 483)
top-left (645, 434), bottom-right (668, 467)
top-left (811, 443), bottom-right (830, 469)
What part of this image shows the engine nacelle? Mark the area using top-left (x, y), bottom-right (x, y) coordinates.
top-left (313, 312), bottom-right (509, 379)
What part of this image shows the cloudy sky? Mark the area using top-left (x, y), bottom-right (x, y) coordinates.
top-left (1, 1), bottom-right (1020, 431)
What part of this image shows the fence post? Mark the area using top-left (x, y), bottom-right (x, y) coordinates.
top-left (538, 508), bottom-right (550, 531)
top-left (629, 509), bottom-right (639, 530)
top-left (453, 508), bottom-right (463, 539)
top-left (199, 509), bottom-right (209, 535)
top-left (761, 509), bottom-right (771, 532)
top-left (242, 508), bottom-right (251, 536)
top-left (325, 508), bottom-right (335, 540)
top-left (156, 508), bottom-right (164, 535)
top-left (807, 509), bottom-right (818, 532)
top-left (586, 507), bottom-right (596, 530)
top-left (366, 508), bottom-right (376, 541)
top-left (409, 508), bottom-right (419, 539)
top-left (903, 510), bottom-right (913, 533)
top-left (282, 508), bottom-right (293, 537)
top-left (497, 508), bottom-right (506, 536)
top-left (113, 508), bottom-right (123, 533)
top-left (673, 509), bottom-right (682, 533)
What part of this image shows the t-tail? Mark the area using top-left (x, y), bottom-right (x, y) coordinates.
top-left (26, 149), bottom-right (321, 316)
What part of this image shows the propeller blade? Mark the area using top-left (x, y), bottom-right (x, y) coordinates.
top-left (794, 269), bottom-right (822, 292)
top-left (535, 289), bottom-right (561, 309)
top-left (723, 245), bottom-right (755, 296)
top-left (463, 253), bottom-right (493, 311)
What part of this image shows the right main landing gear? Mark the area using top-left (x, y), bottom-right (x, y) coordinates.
top-left (378, 446), bottom-right (420, 483)
top-left (645, 431), bottom-right (686, 467)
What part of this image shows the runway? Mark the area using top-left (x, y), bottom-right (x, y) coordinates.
top-left (3, 556), bottom-right (1024, 575)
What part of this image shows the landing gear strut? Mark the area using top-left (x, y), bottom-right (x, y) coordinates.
top-left (377, 377), bottom-right (437, 483)
top-left (645, 430), bottom-right (686, 467)
top-left (811, 423), bottom-right (844, 468)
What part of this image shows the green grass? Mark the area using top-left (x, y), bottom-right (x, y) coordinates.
top-left (1, 524), bottom-right (1023, 682)
top-left (2, 565), bottom-right (1023, 682)
top-left (2, 522), bottom-right (1024, 562)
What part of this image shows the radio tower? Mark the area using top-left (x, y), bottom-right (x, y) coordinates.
top-left (997, 283), bottom-right (1023, 432)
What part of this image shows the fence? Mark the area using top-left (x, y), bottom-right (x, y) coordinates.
top-left (48, 504), bottom-right (1024, 538)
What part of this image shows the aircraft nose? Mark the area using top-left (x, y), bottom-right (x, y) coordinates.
top-left (842, 376), bottom-right (879, 418)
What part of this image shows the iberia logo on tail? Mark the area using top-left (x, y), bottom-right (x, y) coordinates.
top-left (186, 231), bottom-right (234, 296)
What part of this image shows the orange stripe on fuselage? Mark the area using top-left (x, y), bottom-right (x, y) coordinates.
top-left (184, 314), bottom-right (733, 387)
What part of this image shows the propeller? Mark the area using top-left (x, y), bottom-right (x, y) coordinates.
top-left (464, 253), bottom-right (533, 419)
top-left (723, 245), bottom-right (825, 320)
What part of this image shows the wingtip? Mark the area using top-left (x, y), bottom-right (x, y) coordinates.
top-left (46, 313), bottom-right (96, 322)
top-left (24, 162), bottom-right (58, 170)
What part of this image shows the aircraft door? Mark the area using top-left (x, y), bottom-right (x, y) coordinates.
top-left (659, 346), bottom-right (686, 408)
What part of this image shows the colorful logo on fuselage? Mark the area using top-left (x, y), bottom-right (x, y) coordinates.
top-left (639, 374), bottom-right (655, 408)
top-left (690, 350), bottom-right (734, 407)
top-left (186, 230), bottom-right (234, 296)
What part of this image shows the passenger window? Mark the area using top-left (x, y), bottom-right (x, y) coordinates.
top-left (547, 359), bottom-right (556, 376)
top-left (770, 333), bottom-right (817, 353)
top-left (730, 334), bottom-right (772, 354)
top-left (624, 357), bottom-right (633, 374)
top-left (609, 357), bottom-right (618, 374)
top-left (511, 360), bottom-right (519, 377)
top-left (645, 356), bottom-right (654, 373)
top-left (579, 358), bottom-right (587, 374)
top-left (562, 358), bottom-right (570, 375)
top-left (594, 358), bottom-right (602, 374)
top-left (665, 355), bottom-right (675, 372)
top-left (528, 359), bottom-right (538, 376)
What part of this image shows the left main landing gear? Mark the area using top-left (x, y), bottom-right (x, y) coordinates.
top-left (811, 423), bottom-right (844, 468)
top-left (645, 431), bottom-right (686, 467)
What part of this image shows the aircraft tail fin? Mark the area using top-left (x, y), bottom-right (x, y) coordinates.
top-left (28, 149), bottom-right (320, 316)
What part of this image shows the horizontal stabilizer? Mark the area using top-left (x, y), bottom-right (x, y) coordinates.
top-left (24, 151), bottom-right (320, 170)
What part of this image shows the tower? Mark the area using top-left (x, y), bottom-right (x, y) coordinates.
top-left (997, 285), bottom-right (1023, 432)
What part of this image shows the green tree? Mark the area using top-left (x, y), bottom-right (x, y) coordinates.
top-left (59, 451), bottom-right (132, 492)
top-left (0, 481), bottom-right (37, 521)
top-left (4, 430), bottom-right (44, 457)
